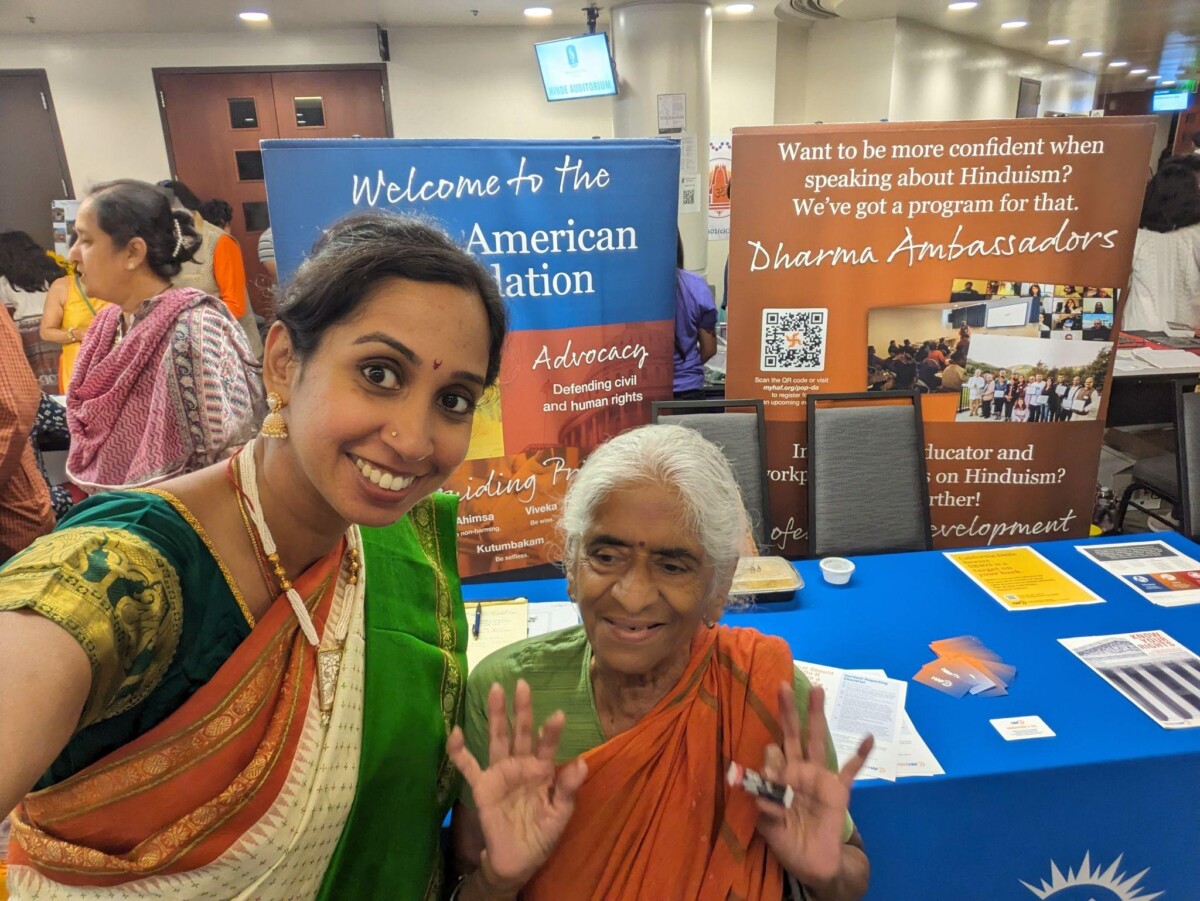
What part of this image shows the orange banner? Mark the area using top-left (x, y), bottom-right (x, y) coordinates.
top-left (726, 117), bottom-right (1155, 555)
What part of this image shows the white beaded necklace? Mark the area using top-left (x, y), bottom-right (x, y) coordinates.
top-left (236, 438), bottom-right (359, 725)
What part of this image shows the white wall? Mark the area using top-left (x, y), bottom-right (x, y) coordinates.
top-left (388, 26), bottom-right (613, 140)
top-left (0, 29), bottom-right (380, 188)
top-left (889, 19), bottom-right (1097, 123)
top-left (804, 18), bottom-right (896, 125)
top-left (774, 21), bottom-right (811, 126)
top-left (711, 20), bottom-right (777, 137)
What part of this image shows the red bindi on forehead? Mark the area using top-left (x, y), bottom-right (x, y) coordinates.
top-left (433, 359), bottom-right (443, 369)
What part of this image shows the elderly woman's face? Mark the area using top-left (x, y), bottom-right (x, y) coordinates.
top-left (570, 482), bottom-right (715, 679)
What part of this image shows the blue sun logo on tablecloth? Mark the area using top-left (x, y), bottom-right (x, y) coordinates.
top-left (1021, 853), bottom-right (1162, 900)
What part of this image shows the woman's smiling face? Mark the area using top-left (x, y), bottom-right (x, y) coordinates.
top-left (265, 275), bottom-right (491, 528)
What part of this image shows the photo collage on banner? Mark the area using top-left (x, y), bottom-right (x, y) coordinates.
top-left (262, 139), bottom-right (680, 575)
top-left (726, 118), bottom-right (1155, 554)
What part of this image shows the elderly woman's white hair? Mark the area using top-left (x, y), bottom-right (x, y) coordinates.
top-left (560, 423), bottom-right (751, 599)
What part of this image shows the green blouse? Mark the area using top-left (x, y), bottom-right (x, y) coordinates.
top-left (0, 490), bottom-right (252, 788)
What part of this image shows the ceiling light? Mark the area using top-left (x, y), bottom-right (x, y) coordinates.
top-left (1047, 38), bottom-right (1071, 46)
top-left (1130, 68), bottom-right (1147, 75)
top-left (1081, 50), bottom-right (1103, 58)
top-left (523, 6), bottom-right (553, 16)
top-left (1108, 60), bottom-right (1129, 68)
top-left (1162, 80), bottom-right (1177, 86)
top-left (238, 11), bottom-right (269, 21)
top-left (726, 3), bottom-right (756, 12)
top-left (1001, 20), bottom-right (1027, 29)
top-left (1147, 75), bottom-right (1161, 81)
top-left (947, 2), bottom-right (978, 10)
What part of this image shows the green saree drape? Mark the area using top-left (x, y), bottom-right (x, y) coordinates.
top-left (317, 493), bottom-right (467, 900)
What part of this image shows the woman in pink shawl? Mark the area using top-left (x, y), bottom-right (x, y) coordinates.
top-left (65, 180), bottom-right (264, 493)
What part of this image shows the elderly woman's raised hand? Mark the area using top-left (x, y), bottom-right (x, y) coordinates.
top-left (447, 679), bottom-right (588, 892)
top-left (755, 682), bottom-right (873, 892)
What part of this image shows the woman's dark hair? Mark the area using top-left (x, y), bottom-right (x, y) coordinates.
top-left (1139, 159), bottom-right (1200, 232)
top-left (0, 231), bottom-right (65, 292)
top-left (277, 212), bottom-right (508, 386)
top-left (200, 198), bottom-right (233, 228)
top-left (157, 179), bottom-right (204, 213)
top-left (86, 179), bottom-right (201, 280)
top-left (676, 230), bottom-right (685, 269)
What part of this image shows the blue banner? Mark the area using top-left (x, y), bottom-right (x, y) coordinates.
top-left (261, 139), bottom-right (680, 575)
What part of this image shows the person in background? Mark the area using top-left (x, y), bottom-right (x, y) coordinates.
top-left (916, 351), bottom-right (941, 392)
top-left (200, 198), bottom-right (234, 233)
top-left (39, 247), bottom-right (109, 394)
top-left (966, 368), bottom-right (985, 416)
top-left (992, 371), bottom-right (1008, 420)
top-left (1024, 375), bottom-right (1042, 423)
top-left (673, 232), bottom-right (718, 400)
top-left (0, 305), bottom-right (55, 562)
top-left (1010, 395), bottom-right (1030, 423)
top-left (259, 226), bottom-right (277, 281)
top-left (1075, 376), bottom-right (1099, 419)
top-left (0, 211), bottom-right (508, 898)
top-left (450, 424), bottom-right (872, 901)
top-left (158, 179), bottom-right (263, 357)
top-left (1002, 372), bottom-right (1018, 421)
top-left (64, 179), bottom-right (263, 494)
top-left (980, 372), bottom-right (995, 418)
top-left (0, 231), bottom-right (67, 393)
top-left (940, 357), bottom-right (965, 396)
top-left (1028, 283), bottom-right (1043, 323)
top-left (1123, 156), bottom-right (1200, 335)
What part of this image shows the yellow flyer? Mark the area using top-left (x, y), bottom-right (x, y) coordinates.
top-left (945, 546), bottom-right (1103, 611)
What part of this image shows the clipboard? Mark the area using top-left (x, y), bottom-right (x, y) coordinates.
top-left (466, 598), bottom-right (529, 670)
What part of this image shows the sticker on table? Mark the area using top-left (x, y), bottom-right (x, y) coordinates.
top-left (946, 546), bottom-right (1103, 611)
top-left (1077, 540), bottom-right (1200, 607)
top-left (991, 715), bottom-right (1055, 741)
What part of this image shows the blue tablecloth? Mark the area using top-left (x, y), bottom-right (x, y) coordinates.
top-left (463, 533), bottom-right (1200, 899)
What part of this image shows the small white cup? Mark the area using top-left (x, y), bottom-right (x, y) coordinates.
top-left (819, 556), bottom-right (855, 585)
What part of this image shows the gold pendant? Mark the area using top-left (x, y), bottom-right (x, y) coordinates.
top-left (317, 646), bottom-right (343, 728)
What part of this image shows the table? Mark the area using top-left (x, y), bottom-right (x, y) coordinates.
top-left (1109, 344), bottom-right (1200, 427)
top-left (463, 533), bottom-right (1200, 899)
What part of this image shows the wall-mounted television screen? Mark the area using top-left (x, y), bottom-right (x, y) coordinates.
top-left (535, 33), bottom-right (618, 102)
top-left (985, 299), bottom-right (1031, 329)
top-left (1151, 89), bottom-right (1190, 112)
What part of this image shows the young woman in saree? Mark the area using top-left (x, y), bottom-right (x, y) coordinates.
top-left (0, 211), bottom-right (507, 900)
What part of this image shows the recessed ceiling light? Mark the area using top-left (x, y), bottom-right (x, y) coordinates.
top-left (1047, 38), bottom-right (1071, 46)
top-left (238, 10), bottom-right (269, 21)
top-left (523, 6), bottom-right (553, 16)
top-left (1108, 60), bottom-right (1129, 68)
top-left (726, 3), bottom-right (756, 12)
top-left (1147, 75), bottom-right (1161, 81)
top-left (1081, 50), bottom-right (1103, 58)
top-left (1162, 80), bottom-right (1177, 87)
top-left (1130, 68), bottom-right (1147, 75)
top-left (1001, 20), bottom-right (1027, 29)
top-left (947, 2), bottom-right (978, 10)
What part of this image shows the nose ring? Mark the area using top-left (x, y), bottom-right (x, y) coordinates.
top-left (391, 430), bottom-right (398, 437)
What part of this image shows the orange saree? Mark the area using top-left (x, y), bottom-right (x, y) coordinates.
top-left (525, 626), bottom-right (794, 901)
top-left (6, 533), bottom-right (362, 897)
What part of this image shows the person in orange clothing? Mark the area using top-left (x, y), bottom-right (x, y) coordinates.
top-left (158, 179), bottom-right (263, 358)
top-left (0, 306), bottom-right (54, 563)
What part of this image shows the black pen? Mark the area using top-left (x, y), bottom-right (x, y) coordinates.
top-left (473, 601), bottom-right (482, 638)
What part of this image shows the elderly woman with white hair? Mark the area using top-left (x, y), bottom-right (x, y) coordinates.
top-left (448, 423), bottom-right (872, 901)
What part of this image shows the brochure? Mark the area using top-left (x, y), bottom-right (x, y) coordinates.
top-left (1059, 630), bottom-right (1200, 729)
top-left (1077, 540), bottom-right (1200, 607)
top-left (945, 546), bottom-right (1103, 611)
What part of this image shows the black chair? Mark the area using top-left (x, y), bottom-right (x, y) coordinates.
top-left (1116, 378), bottom-right (1200, 539)
top-left (807, 391), bottom-right (932, 556)
top-left (651, 399), bottom-right (771, 548)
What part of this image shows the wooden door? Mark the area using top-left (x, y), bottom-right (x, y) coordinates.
top-left (0, 71), bottom-right (73, 249)
top-left (156, 66), bottom-right (390, 314)
top-left (270, 69), bottom-right (389, 140)
top-left (158, 71), bottom-right (279, 313)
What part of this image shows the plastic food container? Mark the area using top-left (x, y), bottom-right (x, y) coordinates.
top-left (819, 556), bottom-right (855, 585)
top-left (729, 556), bottom-right (803, 601)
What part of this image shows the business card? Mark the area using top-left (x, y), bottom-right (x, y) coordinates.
top-left (990, 715), bottom-right (1055, 741)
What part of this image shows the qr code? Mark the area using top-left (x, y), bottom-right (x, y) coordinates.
top-left (682, 186), bottom-right (696, 207)
top-left (761, 308), bottom-right (828, 371)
